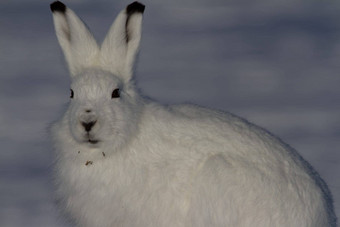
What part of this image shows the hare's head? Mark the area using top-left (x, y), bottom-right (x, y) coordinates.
top-left (51, 1), bottom-right (145, 149)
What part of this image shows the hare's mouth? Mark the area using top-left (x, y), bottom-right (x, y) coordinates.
top-left (84, 133), bottom-right (100, 144)
top-left (88, 139), bottom-right (99, 144)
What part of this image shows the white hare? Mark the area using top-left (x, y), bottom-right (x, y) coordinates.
top-left (50, 1), bottom-right (336, 226)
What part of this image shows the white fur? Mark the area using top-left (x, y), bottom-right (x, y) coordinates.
top-left (50, 2), bottom-right (337, 227)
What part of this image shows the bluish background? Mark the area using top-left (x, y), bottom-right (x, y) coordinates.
top-left (0, 0), bottom-right (339, 226)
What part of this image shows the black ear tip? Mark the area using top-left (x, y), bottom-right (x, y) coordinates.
top-left (126, 1), bottom-right (145, 14)
top-left (50, 1), bottom-right (66, 13)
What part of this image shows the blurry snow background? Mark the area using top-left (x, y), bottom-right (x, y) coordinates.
top-left (0, 0), bottom-right (339, 226)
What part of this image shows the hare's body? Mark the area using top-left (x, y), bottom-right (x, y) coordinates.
top-left (53, 101), bottom-right (334, 227)
top-left (50, 1), bottom-right (336, 227)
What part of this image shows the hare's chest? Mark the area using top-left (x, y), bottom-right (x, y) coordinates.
top-left (59, 156), bottom-right (191, 227)
top-left (59, 158), bottom-right (137, 225)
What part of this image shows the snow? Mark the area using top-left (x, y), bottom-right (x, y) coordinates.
top-left (0, 0), bottom-right (339, 226)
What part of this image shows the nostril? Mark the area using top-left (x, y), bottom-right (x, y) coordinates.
top-left (81, 121), bottom-right (96, 132)
top-left (85, 109), bottom-right (92, 113)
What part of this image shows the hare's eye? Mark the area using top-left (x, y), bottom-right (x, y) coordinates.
top-left (70, 89), bottom-right (74, 99)
top-left (111, 88), bottom-right (120, 99)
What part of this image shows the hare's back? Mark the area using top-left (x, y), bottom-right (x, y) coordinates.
top-left (168, 103), bottom-right (293, 159)
top-left (144, 103), bottom-right (312, 181)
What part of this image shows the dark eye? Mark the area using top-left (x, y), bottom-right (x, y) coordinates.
top-left (111, 88), bottom-right (120, 99)
top-left (70, 89), bottom-right (74, 99)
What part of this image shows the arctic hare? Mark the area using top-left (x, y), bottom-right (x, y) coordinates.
top-left (50, 1), bottom-right (336, 226)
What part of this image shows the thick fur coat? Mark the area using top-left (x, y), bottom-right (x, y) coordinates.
top-left (50, 1), bottom-right (337, 226)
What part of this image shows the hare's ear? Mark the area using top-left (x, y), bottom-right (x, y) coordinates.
top-left (50, 1), bottom-right (99, 77)
top-left (100, 2), bottom-right (145, 82)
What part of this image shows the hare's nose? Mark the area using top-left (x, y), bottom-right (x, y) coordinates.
top-left (81, 121), bottom-right (96, 132)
